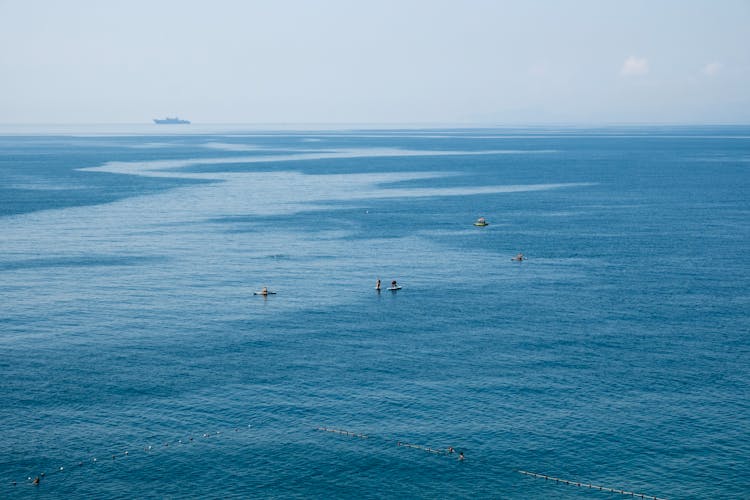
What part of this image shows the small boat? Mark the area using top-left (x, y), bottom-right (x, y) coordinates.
top-left (473, 217), bottom-right (489, 227)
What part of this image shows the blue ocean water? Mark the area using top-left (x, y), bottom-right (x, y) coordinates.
top-left (1, 126), bottom-right (748, 499)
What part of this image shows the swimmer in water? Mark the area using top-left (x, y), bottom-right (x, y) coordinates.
top-left (512, 253), bottom-right (525, 261)
top-left (458, 451), bottom-right (465, 461)
top-left (447, 446), bottom-right (455, 454)
top-left (32, 477), bottom-right (40, 485)
top-left (376, 279), bottom-right (381, 290)
top-left (391, 280), bottom-right (398, 288)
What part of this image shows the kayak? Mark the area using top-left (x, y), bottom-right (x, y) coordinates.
top-left (253, 291), bottom-right (277, 295)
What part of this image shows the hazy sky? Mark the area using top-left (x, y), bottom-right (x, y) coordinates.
top-left (1, 0), bottom-right (748, 124)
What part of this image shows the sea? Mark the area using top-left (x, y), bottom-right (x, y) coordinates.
top-left (0, 125), bottom-right (748, 499)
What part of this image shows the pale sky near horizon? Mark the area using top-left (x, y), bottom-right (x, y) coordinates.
top-left (1, 0), bottom-right (748, 125)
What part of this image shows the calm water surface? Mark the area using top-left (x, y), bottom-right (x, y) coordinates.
top-left (1, 126), bottom-right (748, 498)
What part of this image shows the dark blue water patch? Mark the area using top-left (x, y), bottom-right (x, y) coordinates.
top-left (0, 139), bottom-right (212, 218)
top-left (0, 177), bottom-right (210, 218)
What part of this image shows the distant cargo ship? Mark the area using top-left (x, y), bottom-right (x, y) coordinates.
top-left (153, 117), bottom-right (190, 124)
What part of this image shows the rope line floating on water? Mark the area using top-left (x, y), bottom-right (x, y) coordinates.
top-left (7, 423), bottom-right (668, 500)
top-left (314, 427), bottom-right (667, 497)
top-left (397, 442), bottom-right (449, 455)
top-left (315, 427), bottom-right (369, 439)
top-left (314, 426), bottom-right (460, 458)
top-left (517, 470), bottom-right (668, 500)
top-left (10, 424), bottom-right (254, 488)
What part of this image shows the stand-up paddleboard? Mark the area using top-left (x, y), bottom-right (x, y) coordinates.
top-left (388, 286), bottom-right (402, 291)
top-left (253, 291), bottom-right (277, 295)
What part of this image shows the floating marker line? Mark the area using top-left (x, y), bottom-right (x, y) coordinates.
top-left (314, 427), bottom-right (667, 498)
top-left (518, 470), bottom-right (667, 500)
top-left (315, 427), bottom-right (369, 439)
top-left (397, 442), bottom-right (448, 455)
top-left (314, 426), bottom-right (459, 458)
top-left (9, 424), bottom-right (253, 488)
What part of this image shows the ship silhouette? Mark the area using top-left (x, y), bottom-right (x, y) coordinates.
top-left (153, 117), bottom-right (190, 124)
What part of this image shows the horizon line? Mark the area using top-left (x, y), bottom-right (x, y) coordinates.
top-left (1, 121), bottom-right (750, 128)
